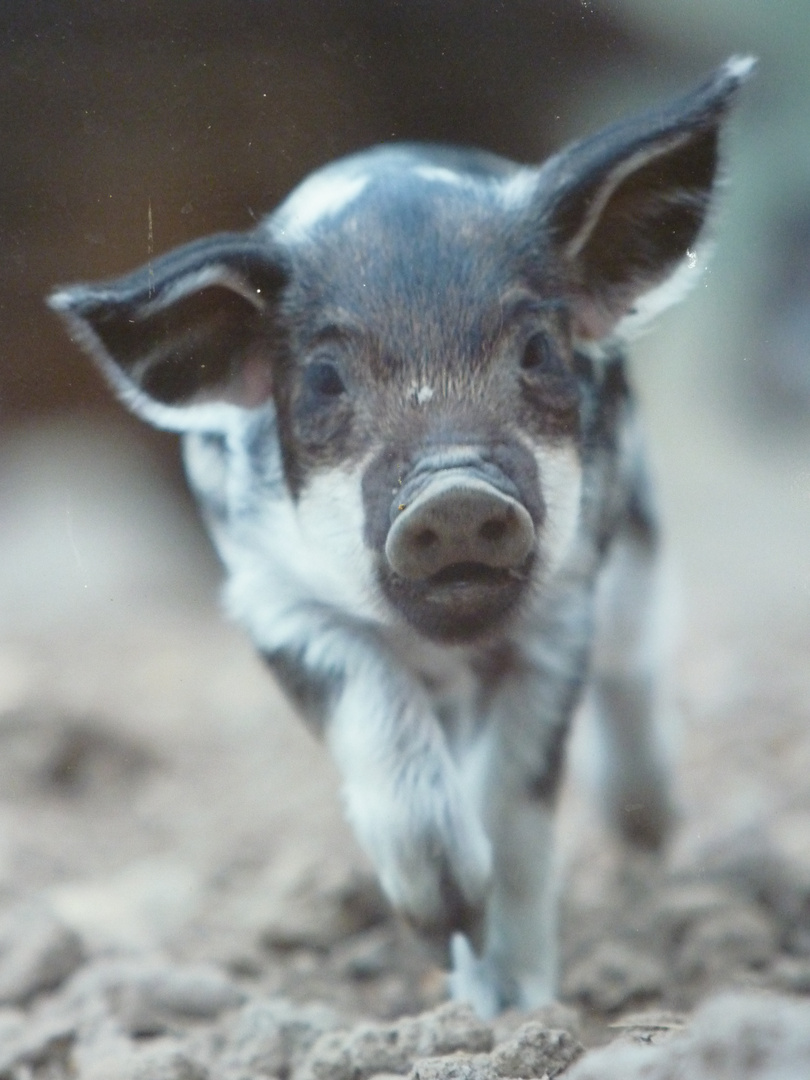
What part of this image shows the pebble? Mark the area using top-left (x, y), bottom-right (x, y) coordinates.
top-left (410, 1053), bottom-right (497, 1080)
top-left (563, 941), bottom-right (665, 1012)
top-left (294, 1002), bottom-right (493, 1080)
top-left (675, 905), bottom-right (779, 982)
top-left (0, 903), bottom-right (84, 1006)
top-left (58, 957), bottom-right (245, 1036)
top-left (567, 991), bottom-right (810, 1079)
top-left (218, 996), bottom-right (343, 1077)
top-left (260, 869), bottom-right (389, 953)
top-left (74, 1029), bottom-right (210, 1080)
top-left (491, 1022), bottom-right (583, 1078)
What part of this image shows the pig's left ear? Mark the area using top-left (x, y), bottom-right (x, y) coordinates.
top-left (539, 56), bottom-right (755, 341)
top-left (49, 232), bottom-right (287, 432)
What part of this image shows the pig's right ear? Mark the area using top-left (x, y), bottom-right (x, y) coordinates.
top-left (538, 56), bottom-right (755, 342)
top-left (48, 233), bottom-right (287, 433)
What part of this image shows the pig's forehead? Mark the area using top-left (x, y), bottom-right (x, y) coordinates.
top-left (269, 146), bottom-right (537, 245)
top-left (268, 149), bottom-right (543, 335)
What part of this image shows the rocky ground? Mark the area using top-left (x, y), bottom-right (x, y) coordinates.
top-left (0, 384), bottom-right (808, 1078)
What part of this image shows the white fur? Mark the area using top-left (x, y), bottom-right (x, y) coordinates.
top-left (273, 170), bottom-right (370, 243)
top-left (613, 237), bottom-right (715, 341)
top-left (497, 167), bottom-right (538, 209)
top-left (532, 442), bottom-right (583, 574)
top-left (294, 467), bottom-right (382, 612)
top-left (409, 161), bottom-right (538, 215)
top-left (217, 472), bottom-right (384, 641)
top-left (327, 645), bottom-right (493, 923)
top-left (145, 265), bottom-right (267, 314)
top-left (724, 54), bottom-right (757, 81)
top-left (411, 164), bottom-right (466, 188)
top-left (415, 384), bottom-right (434, 404)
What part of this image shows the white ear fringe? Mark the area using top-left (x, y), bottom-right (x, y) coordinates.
top-left (614, 236), bottom-right (716, 341)
top-left (574, 236), bottom-right (715, 358)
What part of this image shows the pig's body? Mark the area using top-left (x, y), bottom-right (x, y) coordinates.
top-left (50, 58), bottom-right (753, 1016)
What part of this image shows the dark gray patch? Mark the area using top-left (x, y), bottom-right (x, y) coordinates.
top-left (594, 674), bottom-right (674, 851)
top-left (0, 711), bottom-right (156, 800)
top-left (625, 467), bottom-right (660, 550)
top-left (525, 720), bottom-right (570, 803)
top-left (261, 649), bottom-right (344, 734)
top-left (403, 854), bottom-right (486, 963)
top-left (380, 554), bottom-right (535, 644)
top-left (471, 641), bottom-right (520, 692)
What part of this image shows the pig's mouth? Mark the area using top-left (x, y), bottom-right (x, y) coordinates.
top-left (381, 553), bottom-right (534, 643)
top-left (428, 561), bottom-right (516, 588)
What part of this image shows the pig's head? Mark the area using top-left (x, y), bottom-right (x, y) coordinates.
top-left (50, 58), bottom-right (753, 644)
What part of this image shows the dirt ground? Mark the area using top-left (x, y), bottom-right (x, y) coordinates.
top-left (0, 328), bottom-right (809, 1079)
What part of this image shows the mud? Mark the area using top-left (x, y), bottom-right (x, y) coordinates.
top-left (0, 408), bottom-right (808, 1078)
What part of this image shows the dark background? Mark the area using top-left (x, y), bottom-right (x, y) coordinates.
top-left (2, 1), bottom-right (710, 420)
top-left (0, 0), bottom-right (807, 630)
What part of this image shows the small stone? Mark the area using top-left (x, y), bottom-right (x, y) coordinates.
top-left (0, 1005), bottom-right (84, 1076)
top-left (566, 991), bottom-right (810, 1080)
top-left (53, 958), bottom-right (244, 1038)
top-left (332, 928), bottom-right (394, 981)
top-left (294, 1003), bottom-right (492, 1080)
top-left (74, 1029), bottom-right (210, 1080)
top-left (770, 955), bottom-right (810, 993)
top-left (296, 1028), bottom-right (355, 1080)
top-left (0, 1007), bottom-right (27, 1072)
top-left (0, 710), bottom-right (155, 799)
top-left (653, 881), bottom-right (740, 944)
top-left (413, 1002), bottom-right (494, 1057)
top-left (111, 962), bottom-right (245, 1035)
top-left (607, 1009), bottom-right (687, 1047)
top-left (0, 903), bottom-right (84, 1006)
top-left (491, 1022), bottom-right (583, 1078)
top-left (219, 996), bottom-right (344, 1077)
top-left (492, 1002), bottom-right (580, 1045)
top-left (563, 941), bottom-right (665, 1013)
top-left (675, 905), bottom-right (778, 982)
top-left (49, 859), bottom-right (202, 952)
top-left (261, 871), bottom-right (389, 953)
top-left (410, 1053), bottom-right (497, 1080)
top-left (0, 1006), bottom-right (24, 1043)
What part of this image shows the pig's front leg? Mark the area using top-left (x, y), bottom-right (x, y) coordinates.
top-left (262, 614), bottom-right (492, 949)
top-left (449, 614), bottom-right (592, 1016)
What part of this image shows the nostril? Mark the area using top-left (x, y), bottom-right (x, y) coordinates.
top-left (385, 477), bottom-right (535, 582)
top-left (414, 528), bottom-right (439, 549)
top-left (478, 517), bottom-right (508, 544)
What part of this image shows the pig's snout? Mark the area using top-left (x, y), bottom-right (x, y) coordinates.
top-left (386, 475), bottom-right (535, 581)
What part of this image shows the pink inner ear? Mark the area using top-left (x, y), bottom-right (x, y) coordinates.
top-left (192, 351), bottom-right (273, 409)
top-left (570, 293), bottom-right (629, 342)
top-left (238, 353), bottom-right (274, 407)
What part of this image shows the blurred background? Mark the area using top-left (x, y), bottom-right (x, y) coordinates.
top-left (1, 0), bottom-right (808, 623)
top-left (0, 0), bottom-right (808, 1026)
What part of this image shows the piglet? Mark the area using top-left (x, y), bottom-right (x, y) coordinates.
top-left (50, 57), bottom-right (754, 1016)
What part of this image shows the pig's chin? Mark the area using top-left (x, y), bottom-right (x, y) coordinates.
top-left (380, 557), bottom-right (534, 643)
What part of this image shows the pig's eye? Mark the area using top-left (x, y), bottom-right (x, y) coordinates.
top-left (302, 360), bottom-right (346, 399)
top-left (520, 333), bottom-right (563, 374)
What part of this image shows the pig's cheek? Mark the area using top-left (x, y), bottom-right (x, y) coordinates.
top-left (532, 442), bottom-right (582, 574)
top-left (294, 466), bottom-right (385, 616)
